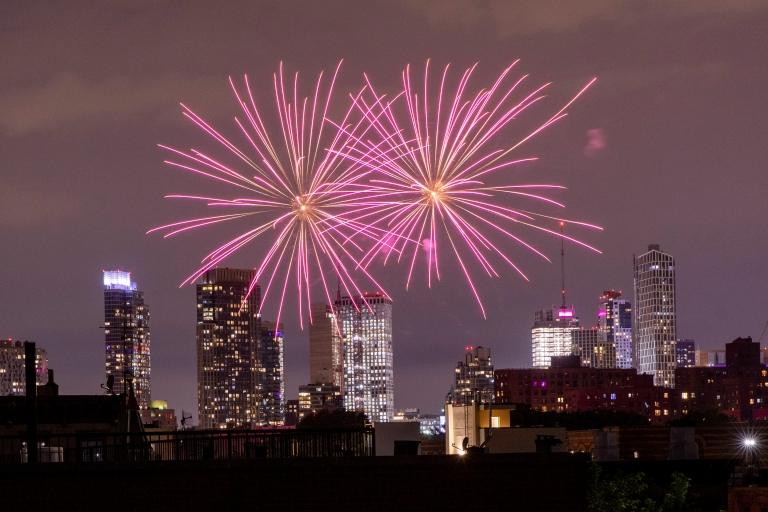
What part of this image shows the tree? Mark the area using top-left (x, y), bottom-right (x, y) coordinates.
top-left (588, 466), bottom-right (699, 512)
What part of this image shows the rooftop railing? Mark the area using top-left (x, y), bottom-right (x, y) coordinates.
top-left (0, 428), bottom-right (375, 465)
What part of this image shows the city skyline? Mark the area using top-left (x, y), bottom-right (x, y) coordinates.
top-left (2, 243), bottom-right (759, 422)
top-left (3, 2), bottom-right (768, 422)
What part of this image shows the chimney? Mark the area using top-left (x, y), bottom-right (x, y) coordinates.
top-left (37, 369), bottom-right (59, 397)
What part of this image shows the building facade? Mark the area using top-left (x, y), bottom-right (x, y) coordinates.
top-left (675, 337), bottom-right (768, 421)
top-left (633, 244), bottom-right (677, 387)
top-left (494, 362), bottom-right (670, 420)
top-left (298, 383), bottom-right (343, 417)
top-left (256, 321), bottom-right (285, 426)
top-left (572, 327), bottom-right (616, 369)
top-left (676, 339), bottom-right (696, 368)
top-left (448, 345), bottom-right (495, 405)
top-left (531, 308), bottom-right (580, 368)
top-left (309, 303), bottom-right (343, 388)
top-left (598, 290), bottom-right (632, 369)
top-left (337, 292), bottom-right (394, 422)
top-left (196, 268), bottom-right (260, 429)
top-left (0, 340), bottom-right (48, 396)
top-left (103, 270), bottom-right (151, 409)
top-left (696, 349), bottom-right (726, 367)
top-left (141, 399), bottom-right (178, 430)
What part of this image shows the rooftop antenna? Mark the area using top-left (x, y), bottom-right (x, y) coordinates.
top-left (560, 221), bottom-right (567, 309)
top-left (336, 277), bottom-right (341, 302)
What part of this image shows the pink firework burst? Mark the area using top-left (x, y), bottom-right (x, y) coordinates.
top-left (336, 60), bottom-right (602, 317)
top-left (149, 61), bottom-right (389, 328)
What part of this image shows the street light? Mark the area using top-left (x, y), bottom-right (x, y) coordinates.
top-left (741, 435), bottom-right (760, 485)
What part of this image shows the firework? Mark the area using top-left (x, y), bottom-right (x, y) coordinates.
top-left (149, 61), bottom-right (389, 328)
top-left (335, 61), bottom-right (602, 317)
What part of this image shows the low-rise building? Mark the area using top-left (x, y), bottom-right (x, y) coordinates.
top-left (141, 399), bottom-right (178, 430)
top-left (494, 357), bottom-right (671, 419)
top-left (298, 383), bottom-right (343, 417)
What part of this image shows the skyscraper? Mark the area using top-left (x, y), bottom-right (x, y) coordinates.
top-left (256, 320), bottom-right (285, 426)
top-left (448, 345), bottom-right (495, 405)
top-left (598, 290), bottom-right (633, 369)
top-left (103, 270), bottom-right (151, 409)
top-left (531, 308), bottom-right (580, 368)
top-left (308, 302), bottom-right (343, 388)
top-left (0, 339), bottom-right (48, 396)
top-left (299, 303), bottom-right (344, 418)
top-left (336, 291), bottom-right (393, 422)
top-left (196, 268), bottom-right (260, 429)
top-left (633, 244), bottom-right (677, 387)
top-left (531, 221), bottom-right (580, 368)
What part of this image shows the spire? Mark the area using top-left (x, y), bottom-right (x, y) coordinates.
top-left (336, 277), bottom-right (341, 302)
top-left (560, 221), bottom-right (566, 309)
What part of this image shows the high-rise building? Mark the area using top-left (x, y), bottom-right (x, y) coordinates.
top-left (598, 290), bottom-right (633, 369)
top-left (196, 268), bottom-right (260, 429)
top-left (0, 339), bottom-right (48, 396)
top-left (308, 303), bottom-right (343, 388)
top-left (336, 291), bottom-right (394, 422)
top-left (633, 244), bottom-right (677, 387)
top-left (572, 327), bottom-right (616, 369)
top-left (448, 345), bottom-right (495, 405)
top-left (531, 308), bottom-right (580, 368)
top-left (300, 303), bottom-right (343, 417)
top-left (103, 270), bottom-right (151, 409)
top-left (256, 320), bottom-right (285, 426)
top-left (531, 224), bottom-right (580, 368)
top-left (675, 339), bottom-right (696, 368)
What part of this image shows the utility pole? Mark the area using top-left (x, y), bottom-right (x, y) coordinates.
top-left (24, 341), bottom-right (38, 463)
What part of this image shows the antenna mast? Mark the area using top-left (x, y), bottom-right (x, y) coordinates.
top-left (560, 221), bottom-right (566, 309)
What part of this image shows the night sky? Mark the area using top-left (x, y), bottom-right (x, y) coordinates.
top-left (2, 1), bottom-right (767, 422)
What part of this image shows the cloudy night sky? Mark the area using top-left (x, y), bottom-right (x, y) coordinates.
top-left (2, 1), bottom-right (767, 421)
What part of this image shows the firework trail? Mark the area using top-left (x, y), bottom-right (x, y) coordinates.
top-left (149, 61), bottom-right (389, 328)
top-left (335, 61), bottom-right (602, 317)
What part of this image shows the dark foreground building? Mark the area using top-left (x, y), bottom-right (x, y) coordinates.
top-left (0, 455), bottom-right (735, 512)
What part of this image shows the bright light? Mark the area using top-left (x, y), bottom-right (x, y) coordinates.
top-left (103, 270), bottom-right (136, 291)
top-left (744, 438), bottom-right (757, 448)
